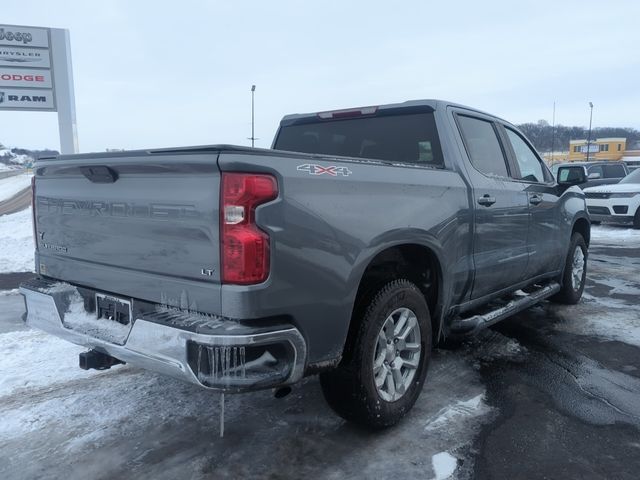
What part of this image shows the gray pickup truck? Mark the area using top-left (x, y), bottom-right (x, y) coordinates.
top-left (21, 100), bottom-right (590, 428)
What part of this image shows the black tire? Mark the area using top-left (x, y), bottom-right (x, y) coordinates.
top-left (550, 232), bottom-right (588, 304)
top-left (633, 208), bottom-right (640, 230)
top-left (319, 279), bottom-right (432, 429)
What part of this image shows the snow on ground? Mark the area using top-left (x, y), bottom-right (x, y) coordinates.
top-left (591, 225), bottom-right (640, 246)
top-left (551, 230), bottom-right (640, 348)
top-left (432, 452), bottom-right (458, 480)
top-left (424, 394), bottom-right (490, 433)
top-left (0, 207), bottom-right (34, 273)
top-left (0, 330), bottom-right (103, 396)
top-left (555, 297), bottom-right (640, 348)
top-left (0, 172), bottom-right (31, 202)
top-left (0, 312), bottom-right (494, 479)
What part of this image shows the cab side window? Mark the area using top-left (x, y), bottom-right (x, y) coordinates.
top-left (457, 115), bottom-right (509, 178)
top-left (505, 128), bottom-right (547, 183)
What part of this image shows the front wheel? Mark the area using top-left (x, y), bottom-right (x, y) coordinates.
top-left (320, 279), bottom-right (431, 429)
top-left (633, 208), bottom-right (640, 229)
top-left (550, 232), bottom-right (588, 304)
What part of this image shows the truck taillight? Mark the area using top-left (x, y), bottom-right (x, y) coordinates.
top-left (221, 173), bottom-right (277, 284)
top-left (31, 176), bottom-right (38, 252)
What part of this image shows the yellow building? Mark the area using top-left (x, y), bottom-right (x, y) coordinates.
top-left (568, 137), bottom-right (626, 161)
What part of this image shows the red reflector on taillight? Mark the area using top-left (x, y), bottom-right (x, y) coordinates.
top-left (221, 173), bottom-right (277, 284)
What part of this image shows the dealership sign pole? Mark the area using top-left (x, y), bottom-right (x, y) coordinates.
top-left (0, 24), bottom-right (78, 154)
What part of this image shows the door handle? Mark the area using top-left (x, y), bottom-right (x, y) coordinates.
top-left (529, 194), bottom-right (543, 205)
top-left (477, 194), bottom-right (496, 207)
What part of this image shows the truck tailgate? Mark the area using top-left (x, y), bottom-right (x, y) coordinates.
top-left (34, 150), bottom-right (222, 312)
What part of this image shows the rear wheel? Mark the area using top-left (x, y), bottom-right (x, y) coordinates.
top-left (550, 232), bottom-right (587, 304)
top-left (320, 279), bottom-right (431, 428)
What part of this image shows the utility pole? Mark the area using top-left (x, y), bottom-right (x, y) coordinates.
top-left (551, 101), bottom-right (556, 164)
top-left (586, 102), bottom-right (594, 162)
top-left (249, 85), bottom-right (256, 148)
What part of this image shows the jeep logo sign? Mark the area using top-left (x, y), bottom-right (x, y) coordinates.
top-left (0, 25), bottom-right (49, 48)
top-left (0, 28), bottom-right (32, 44)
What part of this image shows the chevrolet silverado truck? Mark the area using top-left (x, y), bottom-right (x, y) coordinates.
top-left (20, 100), bottom-right (590, 428)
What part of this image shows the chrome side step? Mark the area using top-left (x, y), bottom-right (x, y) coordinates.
top-left (449, 282), bottom-right (561, 335)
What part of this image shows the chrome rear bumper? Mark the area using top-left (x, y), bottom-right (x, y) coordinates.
top-left (20, 278), bottom-right (307, 393)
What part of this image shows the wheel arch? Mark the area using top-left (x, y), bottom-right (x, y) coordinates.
top-left (572, 215), bottom-right (591, 247)
top-left (343, 240), bottom-right (446, 363)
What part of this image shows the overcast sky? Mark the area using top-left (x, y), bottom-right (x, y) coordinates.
top-left (1, 0), bottom-right (639, 152)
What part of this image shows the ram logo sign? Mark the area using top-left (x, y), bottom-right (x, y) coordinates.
top-left (0, 88), bottom-right (53, 109)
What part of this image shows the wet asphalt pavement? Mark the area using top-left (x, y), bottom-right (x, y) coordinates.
top-left (472, 241), bottom-right (640, 480)
top-left (0, 231), bottom-right (639, 479)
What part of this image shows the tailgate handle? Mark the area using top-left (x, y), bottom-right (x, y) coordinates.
top-left (80, 166), bottom-right (119, 183)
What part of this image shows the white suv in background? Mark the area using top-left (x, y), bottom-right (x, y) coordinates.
top-left (584, 168), bottom-right (640, 228)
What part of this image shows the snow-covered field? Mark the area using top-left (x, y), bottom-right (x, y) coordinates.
top-left (0, 173), bottom-right (32, 202)
top-left (0, 207), bottom-right (34, 273)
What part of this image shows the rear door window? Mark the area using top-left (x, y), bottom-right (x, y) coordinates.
top-left (456, 115), bottom-right (509, 177)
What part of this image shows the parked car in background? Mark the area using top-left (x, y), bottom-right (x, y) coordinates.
top-left (551, 161), bottom-right (628, 189)
top-left (584, 168), bottom-right (640, 228)
top-left (623, 159), bottom-right (640, 172)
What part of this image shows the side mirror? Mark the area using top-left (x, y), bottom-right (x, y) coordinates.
top-left (588, 172), bottom-right (602, 179)
top-left (557, 166), bottom-right (586, 186)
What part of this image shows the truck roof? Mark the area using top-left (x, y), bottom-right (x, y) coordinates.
top-left (279, 99), bottom-right (511, 127)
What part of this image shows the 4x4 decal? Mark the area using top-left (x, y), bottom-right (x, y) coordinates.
top-left (297, 164), bottom-right (353, 177)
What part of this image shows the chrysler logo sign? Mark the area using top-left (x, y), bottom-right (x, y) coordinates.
top-left (0, 28), bottom-right (32, 45)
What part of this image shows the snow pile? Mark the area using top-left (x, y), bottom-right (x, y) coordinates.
top-left (431, 452), bottom-right (458, 480)
top-left (62, 291), bottom-right (131, 345)
top-left (0, 207), bottom-right (35, 273)
top-left (591, 225), bottom-right (640, 246)
top-left (0, 173), bottom-right (32, 202)
top-left (0, 143), bottom-right (34, 168)
top-left (7, 153), bottom-right (33, 165)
